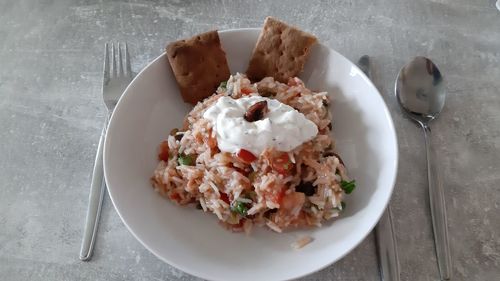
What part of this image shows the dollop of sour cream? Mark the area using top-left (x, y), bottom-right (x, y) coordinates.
top-left (203, 96), bottom-right (318, 156)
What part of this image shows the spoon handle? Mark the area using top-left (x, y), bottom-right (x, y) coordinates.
top-left (422, 125), bottom-right (452, 280)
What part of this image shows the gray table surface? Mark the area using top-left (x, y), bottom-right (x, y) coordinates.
top-left (1, 0), bottom-right (500, 280)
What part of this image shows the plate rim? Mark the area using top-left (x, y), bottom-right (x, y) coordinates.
top-left (103, 27), bottom-right (399, 281)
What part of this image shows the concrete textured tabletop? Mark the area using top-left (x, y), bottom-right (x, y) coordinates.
top-left (1, 1), bottom-right (499, 280)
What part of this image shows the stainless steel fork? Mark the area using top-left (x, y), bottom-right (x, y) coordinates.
top-left (80, 43), bottom-right (133, 261)
top-left (358, 55), bottom-right (400, 281)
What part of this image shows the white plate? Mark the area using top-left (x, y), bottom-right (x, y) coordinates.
top-left (104, 28), bottom-right (398, 281)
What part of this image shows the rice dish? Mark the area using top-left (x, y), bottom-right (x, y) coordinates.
top-left (151, 74), bottom-right (355, 233)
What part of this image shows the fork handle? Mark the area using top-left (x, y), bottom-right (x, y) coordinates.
top-left (375, 206), bottom-right (401, 281)
top-left (79, 126), bottom-right (107, 261)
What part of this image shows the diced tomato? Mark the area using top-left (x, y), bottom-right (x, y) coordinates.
top-left (220, 193), bottom-right (230, 204)
top-left (169, 193), bottom-right (181, 201)
top-left (272, 152), bottom-right (294, 175)
top-left (281, 192), bottom-right (305, 210)
top-left (237, 149), bottom-right (257, 163)
top-left (271, 187), bottom-right (286, 205)
top-left (158, 141), bottom-right (170, 161)
top-left (241, 87), bottom-right (254, 95)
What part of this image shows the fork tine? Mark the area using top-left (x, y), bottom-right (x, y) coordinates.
top-left (111, 43), bottom-right (117, 78)
top-left (103, 43), bottom-right (110, 80)
top-left (117, 42), bottom-right (124, 77)
top-left (124, 43), bottom-right (132, 77)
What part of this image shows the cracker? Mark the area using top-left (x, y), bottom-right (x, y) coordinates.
top-left (246, 17), bottom-right (317, 83)
top-left (166, 31), bottom-right (230, 104)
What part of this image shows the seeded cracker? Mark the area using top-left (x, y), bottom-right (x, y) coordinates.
top-left (166, 31), bottom-right (231, 104)
top-left (246, 17), bottom-right (318, 83)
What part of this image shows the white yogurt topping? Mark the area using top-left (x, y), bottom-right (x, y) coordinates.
top-left (203, 96), bottom-right (318, 156)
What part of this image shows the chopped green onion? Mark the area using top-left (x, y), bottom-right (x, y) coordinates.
top-left (178, 153), bottom-right (195, 166)
top-left (219, 81), bottom-right (227, 90)
top-left (231, 201), bottom-right (248, 216)
top-left (340, 179), bottom-right (356, 194)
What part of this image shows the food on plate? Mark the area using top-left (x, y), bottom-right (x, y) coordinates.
top-left (154, 18), bottom-right (355, 235)
top-left (166, 30), bottom-right (230, 104)
top-left (151, 74), bottom-right (356, 233)
top-left (291, 236), bottom-right (314, 250)
top-left (246, 17), bottom-right (318, 83)
top-left (202, 95), bottom-right (318, 155)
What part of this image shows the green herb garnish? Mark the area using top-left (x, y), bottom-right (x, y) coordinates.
top-left (219, 81), bottom-right (227, 90)
top-left (231, 201), bottom-right (248, 216)
top-left (178, 153), bottom-right (195, 166)
top-left (340, 179), bottom-right (356, 194)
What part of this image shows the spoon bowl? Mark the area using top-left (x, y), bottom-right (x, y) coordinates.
top-left (395, 56), bottom-right (445, 125)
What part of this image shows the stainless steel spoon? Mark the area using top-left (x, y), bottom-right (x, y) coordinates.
top-left (395, 57), bottom-right (451, 280)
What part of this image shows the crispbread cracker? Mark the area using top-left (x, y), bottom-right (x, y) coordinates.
top-left (246, 17), bottom-right (317, 83)
top-left (166, 31), bottom-right (230, 104)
